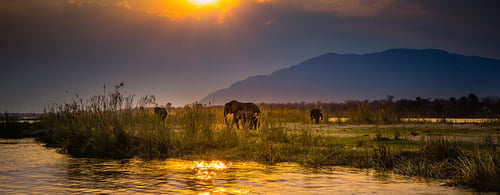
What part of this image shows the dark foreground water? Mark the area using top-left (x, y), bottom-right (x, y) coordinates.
top-left (0, 138), bottom-right (476, 194)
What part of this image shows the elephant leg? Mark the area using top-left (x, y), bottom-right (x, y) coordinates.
top-left (251, 118), bottom-right (257, 129)
top-left (234, 113), bottom-right (242, 129)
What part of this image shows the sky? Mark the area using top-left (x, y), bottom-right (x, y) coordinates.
top-left (1, 0), bottom-right (499, 112)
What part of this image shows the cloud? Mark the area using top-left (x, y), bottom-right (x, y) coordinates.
top-left (256, 0), bottom-right (396, 17)
top-left (0, 0), bottom-right (401, 22)
top-left (1, 0), bottom-right (500, 112)
top-left (0, 0), bottom-right (243, 23)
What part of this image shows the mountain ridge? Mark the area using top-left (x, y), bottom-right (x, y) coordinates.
top-left (200, 48), bottom-right (500, 105)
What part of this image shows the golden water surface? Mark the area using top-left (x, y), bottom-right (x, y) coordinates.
top-left (0, 139), bottom-right (477, 194)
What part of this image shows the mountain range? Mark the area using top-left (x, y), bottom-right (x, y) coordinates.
top-left (200, 48), bottom-right (500, 104)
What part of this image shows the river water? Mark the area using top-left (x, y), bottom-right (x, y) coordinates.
top-left (0, 138), bottom-right (476, 194)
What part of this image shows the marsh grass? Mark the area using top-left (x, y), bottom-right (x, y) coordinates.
top-left (454, 148), bottom-right (500, 191)
top-left (40, 84), bottom-right (169, 158)
top-left (346, 102), bottom-right (400, 124)
top-left (262, 106), bottom-right (311, 124)
top-left (390, 138), bottom-right (500, 191)
top-left (39, 88), bottom-right (499, 191)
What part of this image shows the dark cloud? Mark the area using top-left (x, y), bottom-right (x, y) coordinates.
top-left (1, 0), bottom-right (499, 112)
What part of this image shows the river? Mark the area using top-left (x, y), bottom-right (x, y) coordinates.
top-left (0, 138), bottom-right (477, 194)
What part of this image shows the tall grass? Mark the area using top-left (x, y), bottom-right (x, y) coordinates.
top-left (39, 87), bottom-right (499, 191)
top-left (454, 148), bottom-right (500, 191)
top-left (346, 102), bottom-right (400, 124)
top-left (391, 138), bottom-right (500, 191)
top-left (41, 84), bottom-right (168, 158)
top-left (260, 106), bottom-right (311, 124)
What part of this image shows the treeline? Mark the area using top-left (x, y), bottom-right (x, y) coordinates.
top-left (258, 93), bottom-right (500, 119)
top-left (0, 112), bottom-right (23, 121)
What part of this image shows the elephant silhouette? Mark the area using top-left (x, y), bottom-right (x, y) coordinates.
top-left (310, 108), bottom-right (323, 124)
top-left (154, 107), bottom-right (168, 120)
top-left (224, 100), bottom-right (260, 129)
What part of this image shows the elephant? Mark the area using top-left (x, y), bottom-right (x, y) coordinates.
top-left (224, 100), bottom-right (260, 129)
top-left (154, 107), bottom-right (168, 120)
top-left (235, 110), bottom-right (260, 129)
top-left (310, 108), bottom-right (323, 124)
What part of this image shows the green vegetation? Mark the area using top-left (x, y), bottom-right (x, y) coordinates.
top-left (260, 93), bottom-right (500, 124)
top-left (26, 86), bottom-right (500, 192)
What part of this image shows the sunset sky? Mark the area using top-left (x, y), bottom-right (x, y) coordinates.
top-left (1, 0), bottom-right (499, 112)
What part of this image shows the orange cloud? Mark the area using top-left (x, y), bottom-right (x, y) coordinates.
top-left (1, 0), bottom-right (393, 23)
top-left (0, 0), bottom-right (246, 23)
top-left (75, 0), bottom-right (247, 23)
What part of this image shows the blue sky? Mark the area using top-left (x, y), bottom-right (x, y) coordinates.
top-left (1, 0), bottom-right (499, 112)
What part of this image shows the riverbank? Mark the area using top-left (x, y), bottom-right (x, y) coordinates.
top-left (2, 138), bottom-right (478, 194)
top-left (32, 103), bottom-right (499, 192)
top-left (14, 86), bottom-right (495, 192)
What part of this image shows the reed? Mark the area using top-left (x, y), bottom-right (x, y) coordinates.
top-left (454, 145), bottom-right (500, 191)
top-left (392, 138), bottom-right (459, 179)
top-left (41, 84), bottom-right (167, 158)
top-left (345, 102), bottom-right (400, 124)
top-left (39, 87), bottom-right (499, 191)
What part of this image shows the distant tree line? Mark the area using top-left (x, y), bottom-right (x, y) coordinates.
top-left (258, 93), bottom-right (500, 120)
top-left (0, 112), bottom-right (20, 121)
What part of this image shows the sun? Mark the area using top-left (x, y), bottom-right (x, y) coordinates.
top-left (133, 0), bottom-right (238, 23)
top-left (187, 0), bottom-right (219, 6)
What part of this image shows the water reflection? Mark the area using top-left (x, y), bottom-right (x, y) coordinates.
top-left (0, 139), bottom-right (479, 194)
top-left (193, 160), bottom-right (229, 180)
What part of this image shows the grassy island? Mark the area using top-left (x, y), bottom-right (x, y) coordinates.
top-left (30, 86), bottom-right (500, 192)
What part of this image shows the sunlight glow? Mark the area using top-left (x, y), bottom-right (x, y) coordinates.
top-left (192, 160), bottom-right (229, 180)
top-left (187, 0), bottom-right (219, 6)
top-left (62, 0), bottom-right (245, 23)
top-left (139, 0), bottom-right (240, 23)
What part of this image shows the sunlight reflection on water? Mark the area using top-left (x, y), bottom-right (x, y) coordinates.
top-left (0, 138), bottom-right (479, 194)
top-left (193, 160), bottom-right (230, 180)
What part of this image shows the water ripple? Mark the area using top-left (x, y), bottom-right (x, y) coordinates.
top-left (0, 138), bottom-right (481, 194)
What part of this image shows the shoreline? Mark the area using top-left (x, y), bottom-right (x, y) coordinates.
top-left (6, 122), bottom-right (497, 192)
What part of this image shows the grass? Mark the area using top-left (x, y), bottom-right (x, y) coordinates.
top-left (33, 87), bottom-right (500, 192)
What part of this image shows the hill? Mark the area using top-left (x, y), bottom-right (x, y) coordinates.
top-left (200, 48), bottom-right (500, 104)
